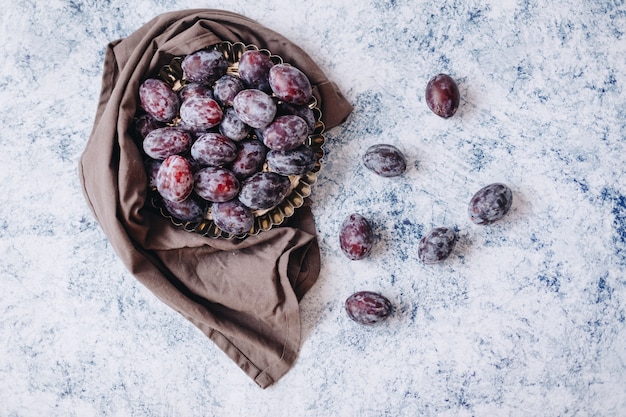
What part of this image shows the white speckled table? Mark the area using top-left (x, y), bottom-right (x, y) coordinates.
top-left (1, 0), bottom-right (625, 416)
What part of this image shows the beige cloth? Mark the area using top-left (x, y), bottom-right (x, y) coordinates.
top-left (78, 9), bottom-right (352, 388)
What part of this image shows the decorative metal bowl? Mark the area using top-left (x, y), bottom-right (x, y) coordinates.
top-left (148, 41), bottom-right (326, 239)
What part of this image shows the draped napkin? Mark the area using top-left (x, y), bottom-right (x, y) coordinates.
top-left (78, 9), bottom-right (352, 388)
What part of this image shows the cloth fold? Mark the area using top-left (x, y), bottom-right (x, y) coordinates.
top-left (78, 9), bottom-right (352, 388)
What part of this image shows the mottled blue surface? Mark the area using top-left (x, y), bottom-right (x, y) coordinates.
top-left (1, 0), bottom-right (625, 416)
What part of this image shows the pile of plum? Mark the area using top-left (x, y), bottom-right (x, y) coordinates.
top-left (134, 46), bottom-right (320, 236)
top-left (342, 74), bottom-right (513, 325)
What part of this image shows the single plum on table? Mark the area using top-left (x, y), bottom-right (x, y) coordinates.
top-left (425, 73), bottom-right (460, 118)
top-left (468, 183), bottom-right (513, 225)
top-left (339, 213), bottom-right (374, 260)
top-left (362, 144), bottom-right (407, 177)
top-left (345, 291), bottom-right (392, 325)
top-left (418, 226), bottom-right (458, 264)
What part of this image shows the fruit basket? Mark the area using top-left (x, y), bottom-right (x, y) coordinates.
top-left (134, 41), bottom-right (326, 239)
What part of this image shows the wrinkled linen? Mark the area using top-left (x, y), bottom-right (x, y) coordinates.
top-left (78, 9), bottom-right (352, 388)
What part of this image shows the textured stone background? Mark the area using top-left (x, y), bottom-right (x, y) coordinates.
top-left (1, 0), bottom-right (625, 416)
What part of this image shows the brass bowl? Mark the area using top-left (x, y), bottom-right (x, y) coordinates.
top-left (148, 41), bottom-right (326, 239)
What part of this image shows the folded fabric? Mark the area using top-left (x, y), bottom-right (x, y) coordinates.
top-left (78, 9), bottom-right (352, 388)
